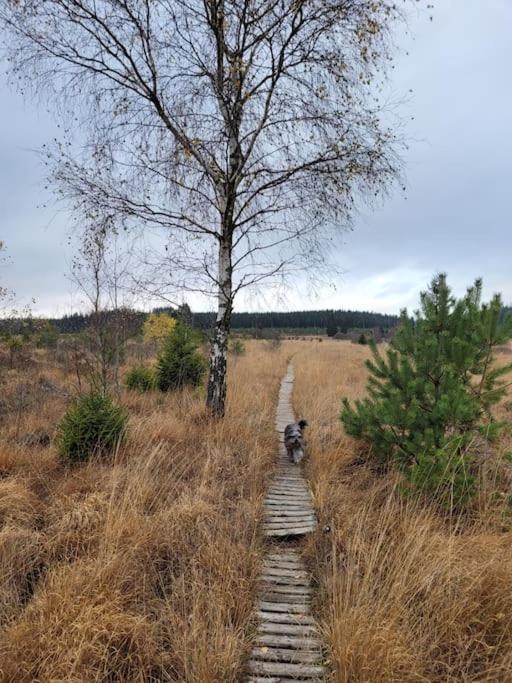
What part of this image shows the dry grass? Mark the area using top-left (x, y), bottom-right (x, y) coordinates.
top-left (0, 340), bottom-right (290, 682)
top-left (293, 339), bottom-right (512, 682)
top-left (2, 336), bottom-right (512, 682)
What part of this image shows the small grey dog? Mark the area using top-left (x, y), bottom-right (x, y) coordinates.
top-left (284, 419), bottom-right (308, 464)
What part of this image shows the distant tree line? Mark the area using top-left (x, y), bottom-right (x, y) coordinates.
top-left (3, 305), bottom-right (511, 338)
top-left (49, 311), bottom-right (147, 335)
top-left (154, 308), bottom-right (399, 334)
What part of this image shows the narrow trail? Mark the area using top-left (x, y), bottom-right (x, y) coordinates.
top-left (245, 363), bottom-right (325, 681)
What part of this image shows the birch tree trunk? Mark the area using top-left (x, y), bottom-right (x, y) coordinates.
top-left (206, 237), bottom-right (233, 417)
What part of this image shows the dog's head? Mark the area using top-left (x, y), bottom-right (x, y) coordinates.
top-left (298, 419), bottom-right (308, 429)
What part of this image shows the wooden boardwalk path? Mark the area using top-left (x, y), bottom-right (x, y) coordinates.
top-left (245, 364), bottom-right (325, 681)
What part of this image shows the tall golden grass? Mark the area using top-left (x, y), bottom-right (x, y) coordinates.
top-left (2, 337), bottom-right (512, 681)
top-left (0, 341), bottom-right (290, 682)
top-left (293, 339), bottom-right (512, 682)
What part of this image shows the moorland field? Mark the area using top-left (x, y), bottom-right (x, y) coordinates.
top-left (1, 339), bottom-right (511, 682)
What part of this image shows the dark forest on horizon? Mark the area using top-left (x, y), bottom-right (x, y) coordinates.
top-left (46, 307), bottom-right (399, 336)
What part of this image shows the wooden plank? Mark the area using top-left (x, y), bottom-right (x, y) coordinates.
top-left (258, 601), bottom-right (309, 614)
top-left (266, 485), bottom-right (309, 491)
top-left (251, 646), bottom-right (321, 664)
top-left (266, 494), bottom-right (310, 500)
top-left (265, 500), bottom-right (312, 506)
top-left (264, 503), bottom-right (311, 510)
top-left (258, 584), bottom-right (311, 596)
top-left (268, 487), bottom-right (310, 495)
top-left (262, 562), bottom-right (307, 570)
top-left (265, 508), bottom-right (312, 515)
top-left (264, 511), bottom-right (313, 518)
top-left (260, 570), bottom-right (310, 587)
top-left (263, 560), bottom-right (305, 570)
top-left (264, 526), bottom-right (315, 534)
top-left (265, 525), bottom-right (316, 537)
top-left (265, 546), bottom-right (302, 562)
top-left (260, 592), bottom-right (310, 605)
top-left (246, 679), bottom-right (317, 683)
top-left (270, 479), bottom-right (309, 486)
top-left (255, 634), bottom-right (321, 650)
top-left (265, 510), bottom-right (316, 519)
top-left (265, 493), bottom-right (312, 501)
top-left (260, 577), bottom-right (310, 589)
top-left (263, 522), bottom-right (316, 536)
top-left (265, 553), bottom-right (302, 561)
top-left (257, 622), bottom-right (318, 636)
top-left (264, 508), bottom-right (313, 514)
top-left (262, 567), bottom-right (309, 578)
top-left (263, 555), bottom-right (304, 564)
top-left (265, 513), bottom-right (314, 520)
top-left (266, 498), bottom-right (310, 505)
top-left (264, 517), bottom-right (316, 527)
top-left (263, 559), bottom-right (304, 567)
top-left (264, 498), bottom-right (312, 506)
top-left (247, 660), bottom-right (325, 678)
top-left (268, 488), bottom-right (310, 495)
top-left (267, 490), bottom-right (310, 498)
top-left (266, 501), bottom-right (311, 506)
top-left (271, 476), bottom-right (308, 483)
top-left (256, 611), bottom-right (315, 625)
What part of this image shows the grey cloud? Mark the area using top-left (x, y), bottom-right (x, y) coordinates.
top-left (1, 0), bottom-right (511, 315)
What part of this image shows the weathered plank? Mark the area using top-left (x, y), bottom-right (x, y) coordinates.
top-left (260, 592), bottom-right (311, 605)
top-left (264, 502), bottom-right (311, 510)
top-left (254, 634), bottom-right (321, 650)
top-left (264, 526), bottom-right (316, 537)
top-left (261, 567), bottom-right (309, 579)
top-left (258, 600), bottom-right (310, 614)
top-left (256, 610), bottom-right (316, 625)
top-left (268, 488), bottom-right (310, 496)
top-left (267, 493), bottom-right (311, 500)
top-left (245, 679), bottom-right (317, 683)
top-left (258, 584), bottom-right (311, 596)
top-left (264, 499), bottom-right (312, 507)
top-left (251, 647), bottom-right (321, 664)
top-left (263, 561), bottom-right (307, 571)
top-left (257, 621), bottom-right (318, 636)
top-left (263, 560), bottom-right (305, 569)
top-left (265, 511), bottom-right (316, 520)
top-left (264, 517), bottom-right (316, 527)
top-left (247, 660), bottom-right (325, 678)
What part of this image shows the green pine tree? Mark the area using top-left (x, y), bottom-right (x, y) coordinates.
top-left (341, 274), bottom-right (512, 507)
top-left (156, 322), bottom-right (206, 391)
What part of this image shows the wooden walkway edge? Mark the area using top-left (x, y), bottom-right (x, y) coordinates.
top-left (245, 364), bottom-right (325, 682)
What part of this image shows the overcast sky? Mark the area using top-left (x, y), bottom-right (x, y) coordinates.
top-left (1, 1), bottom-right (511, 317)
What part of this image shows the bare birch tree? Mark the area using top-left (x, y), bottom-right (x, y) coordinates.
top-left (1, 0), bottom-right (408, 416)
top-left (72, 219), bottom-right (138, 396)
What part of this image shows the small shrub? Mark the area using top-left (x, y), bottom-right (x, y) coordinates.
top-left (229, 338), bottom-right (245, 356)
top-left (125, 366), bottom-right (155, 392)
top-left (36, 321), bottom-right (59, 348)
top-left (156, 322), bottom-right (206, 391)
top-left (57, 391), bottom-right (128, 463)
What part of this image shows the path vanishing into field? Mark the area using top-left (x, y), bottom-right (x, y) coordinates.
top-left (245, 363), bottom-right (325, 682)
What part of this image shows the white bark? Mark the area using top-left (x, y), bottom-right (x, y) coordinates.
top-left (206, 238), bottom-right (232, 416)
